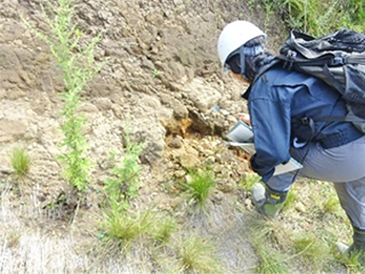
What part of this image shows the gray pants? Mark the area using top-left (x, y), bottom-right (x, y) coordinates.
top-left (266, 135), bottom-right (365, 229)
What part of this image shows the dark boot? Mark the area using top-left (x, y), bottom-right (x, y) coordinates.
top-left (251, 183), bottom-right (288, 218)
top-left (347, 227), bottom-right (365, 264)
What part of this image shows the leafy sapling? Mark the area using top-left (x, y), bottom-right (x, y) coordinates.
top-left (104, 129), bottom-right (145, 210)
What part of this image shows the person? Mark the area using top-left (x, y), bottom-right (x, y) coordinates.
top-left (217, 20), bottom-right (365, 258)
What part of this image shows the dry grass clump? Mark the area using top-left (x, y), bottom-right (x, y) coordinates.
top-left (177, 234), bottom-right (224, 273)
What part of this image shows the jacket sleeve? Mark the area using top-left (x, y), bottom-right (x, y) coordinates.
top-left (248, 95), bottom-right (292, 182)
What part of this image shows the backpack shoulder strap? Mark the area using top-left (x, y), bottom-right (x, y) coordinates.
top-left (243, 57), bottom-right (281, 99)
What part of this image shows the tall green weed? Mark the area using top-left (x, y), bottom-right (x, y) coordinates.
top-left (22, 0), bottom-right (104, 192)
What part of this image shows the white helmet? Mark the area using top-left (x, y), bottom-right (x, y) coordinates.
top-left (217, 20), bottom-right (266, 73)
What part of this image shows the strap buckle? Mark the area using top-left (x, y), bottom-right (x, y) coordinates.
top-left (330, 56), bottom-right (345, 66)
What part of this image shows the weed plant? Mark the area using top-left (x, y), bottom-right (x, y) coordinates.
top-left (342, 252), bottom-right (365, 273)
top-left (181, 167), bottom-right (216, 208)
top-left (22, 0), bottom-right (104, 192)
top-left (10, 147), bottom-right (31, 182)
top-left (259, 0), bottom-right (364, 36)
top-left (282, 187), bottom-right (297, 211)
top-left (104, 129), bottom-right (145, 210)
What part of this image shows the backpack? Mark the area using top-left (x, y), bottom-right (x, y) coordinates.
top-left (276, 29), bottom-right (365, 133)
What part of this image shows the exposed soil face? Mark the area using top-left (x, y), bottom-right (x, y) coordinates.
top-left (0, 0), bottom-right (291, 272)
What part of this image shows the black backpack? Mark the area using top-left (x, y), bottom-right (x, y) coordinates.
top-left (275, 29), bottom-right (365, 133)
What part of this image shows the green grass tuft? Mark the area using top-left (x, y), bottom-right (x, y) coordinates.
top-left (100, 203), bottom-right (155, 249)
top-left (10, 147), bottom-right (31, 181)
top-left (182, 167), bottom-right (216, 208)
top-left (282, 188), bottom-right (297, 211)
top-left (151, 215), bottom-right (178, 243)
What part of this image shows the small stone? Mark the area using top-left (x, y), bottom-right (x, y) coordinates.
top-left (170, 197), bottom-right (182, 209)
top-left (167, 185), bottom-right (181, 195)
top-left (204, 156), bottom-right (215, 164)
top-left (213, 190), bottom-right (224, 203)
top-left (174, 169), bottom-right (186, 178)
top-left (295, 202), bottom-right (306, 213)
top-left (179, 154), bottom-right (201, 169)
top-left (336, 242), bottom-right (349, 254)
top-left (219, 181), bottom-right (234, 193)
top-left (245, 198), bottom-right (253, 209)
top-left (168, 137), bottom-right (182, 148)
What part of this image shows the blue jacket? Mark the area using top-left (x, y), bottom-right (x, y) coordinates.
top-left (247, 65), bottom-right (363, 182)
